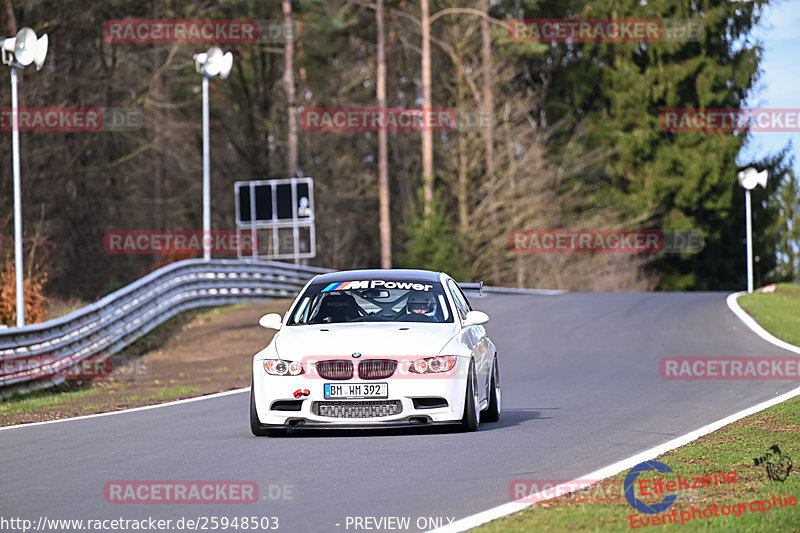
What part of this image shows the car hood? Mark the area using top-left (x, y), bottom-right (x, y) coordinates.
top-left (273, 322), bottom-right (458, 360)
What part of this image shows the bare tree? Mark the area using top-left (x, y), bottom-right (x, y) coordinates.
top-left (283, 0), bottom-right (298, 177)
top-left (479, 0), bottom-right (499, 282)
top-left (479, 0), bottom-right (494, 186)
top-left (376, 0), bottom-right (391, 268)
top-left (420, 0), bottom-right (433, 216)
top-left (151, 0), bottom-right (165, 231)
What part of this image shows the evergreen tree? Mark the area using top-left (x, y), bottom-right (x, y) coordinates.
top-left (398, 187), bottom-right (469, 279)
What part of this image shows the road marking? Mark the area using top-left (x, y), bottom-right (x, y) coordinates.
top-left (726, 291), bottom-right (800, 355)
top-left (428, 293), bottom-right (800, 533)
top-left (429, 383), bottom-right (800, 532)
top-left (0, 387), bottom-right (248, 432)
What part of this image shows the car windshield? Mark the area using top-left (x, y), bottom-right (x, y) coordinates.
top-left (288, 279), bottom-right (453, 324)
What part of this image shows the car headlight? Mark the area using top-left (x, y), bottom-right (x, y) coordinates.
top-left (263, 360), bottom-right (304, 376)
top-left (409, 356), bottom-right (456, 374)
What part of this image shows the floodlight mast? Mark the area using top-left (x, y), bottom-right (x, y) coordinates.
top-left (10, 66), bottom-right (23, 326)
top-left (2, 27), bottom-right (48, 327)
top-left (737, 167), bottom-right (769, 294)
top-left (193, 47), bottom-right (233, 261)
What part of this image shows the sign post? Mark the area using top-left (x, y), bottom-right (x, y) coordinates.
top-left (234, 178), bottom-right (315, 262)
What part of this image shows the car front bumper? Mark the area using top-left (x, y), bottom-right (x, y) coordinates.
top-left (252, 357), bottom-right (470, 427)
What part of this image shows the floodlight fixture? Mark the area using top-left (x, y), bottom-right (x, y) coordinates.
top-left (193, 46), bottom-right (233, 79)
top-left (2, 27), bottom-right (48, 70)
top-left (737, 167), bottom-right (768, 191)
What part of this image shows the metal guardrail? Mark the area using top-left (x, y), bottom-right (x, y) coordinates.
top-left (463, 285), bottom-right (565, 296)
top-left (0, 259), bottom-right (330, 397)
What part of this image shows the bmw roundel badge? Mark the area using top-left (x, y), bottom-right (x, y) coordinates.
top-left (352, 352), bottom-right (362, 358)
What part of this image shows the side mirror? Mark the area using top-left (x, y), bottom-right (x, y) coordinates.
top-left (258, 313), bottom-right (283, 330)
top-left (462, 310), bottom-right (489, 327)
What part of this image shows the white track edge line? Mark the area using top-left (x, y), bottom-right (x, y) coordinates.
top-left (429, 383), bottom-right (800, 533)
top-left (0, 387), bottom-right (248, 432)
top-left (429, 292), bottom-right (800, 533)
top-left (726, 291), bottom-right (800, 355)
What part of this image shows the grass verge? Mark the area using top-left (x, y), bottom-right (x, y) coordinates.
top-left (121, 386), bottom-right (198, 403)
top-left (0, 388), bottom-right (104, 415)
top-left (738, 283), bottom-right (800, 347)
top-left (473, 395), bottom-right (800, 532)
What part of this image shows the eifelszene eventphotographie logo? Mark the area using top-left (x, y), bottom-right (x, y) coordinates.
top-left (624, 461), bottom-right (678, 514)
top-left (753, 445), bottom-right (793, 482)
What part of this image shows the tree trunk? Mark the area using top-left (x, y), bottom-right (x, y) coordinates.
top-left (480, 0), bottom-right (499, 282)
top-left (282, 0), bottom-right (297, 177)
top-left (480, 1), bottom-right (494, 187)
top-left (420, 0), bottom-right (433, 216)
top-left (151, 0), bottom-right (164, 231)
top-left (387, 7), bottom-right (410, 215)
top-left (4, 0), bottom-right (16, 34)
top-left (376, 0), bottom-right (392, 268)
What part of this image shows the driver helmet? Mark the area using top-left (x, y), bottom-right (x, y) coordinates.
top-left (406, 290), bottom-right (436, 315)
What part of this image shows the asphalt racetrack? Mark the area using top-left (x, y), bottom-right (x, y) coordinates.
top-left (2, 292), bottom-right (797, 532)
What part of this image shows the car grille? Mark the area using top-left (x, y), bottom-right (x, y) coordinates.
top-left (316, 360), bottom-right (353, 380)
top-left (313, 400), bottom-right (402, 418)
top-left (358, 359), bottom-right (397, 379)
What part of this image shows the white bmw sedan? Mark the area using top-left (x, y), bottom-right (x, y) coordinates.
top-left (250, 269), bottom-right (501, 435)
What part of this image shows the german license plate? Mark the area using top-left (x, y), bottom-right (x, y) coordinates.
top-left (324, 382), bottom-right (388, 399)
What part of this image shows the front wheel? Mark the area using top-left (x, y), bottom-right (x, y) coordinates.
top-left (482, 354), bottom-right (501, 422)
top-left (461, 360), bottom-right (480, 432)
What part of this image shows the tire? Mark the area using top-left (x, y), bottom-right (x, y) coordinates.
top-left (461, 360), bottom-right (480, 432)
top-left (482, 354), bottom-right (501, 422)
top-left (250, 379), bottom-right (272, 437)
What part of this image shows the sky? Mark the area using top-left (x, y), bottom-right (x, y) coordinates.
top-left (738, 0), bottom-right (800, 170)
